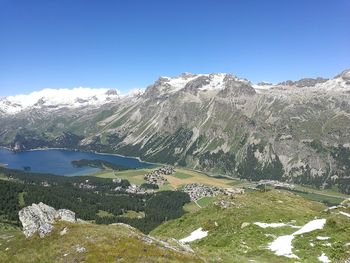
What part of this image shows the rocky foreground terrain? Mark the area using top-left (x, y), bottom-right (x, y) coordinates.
top-left (2, 192), bottom-right (349, 262)
top-left (0, 202), bottom-right (200, 262)
top-left (0, 70), bottom-right (349, 192)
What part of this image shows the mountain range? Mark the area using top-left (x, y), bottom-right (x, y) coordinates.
top-left (1, 69), bottom-right (349, 193)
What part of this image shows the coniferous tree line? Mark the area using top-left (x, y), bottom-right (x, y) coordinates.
top-left (0, 167), bottom-right (190, 233)
top-left (0, 180), bottom-right (24, 223)
top-left (95, 191), bottom-right (190, 233)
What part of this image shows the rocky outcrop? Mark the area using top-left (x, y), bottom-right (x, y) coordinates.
top-left (19, 202), bottom-right (76, 238)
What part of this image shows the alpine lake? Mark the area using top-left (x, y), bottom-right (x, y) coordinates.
top-left (0, 147), bottom-right (153, 176)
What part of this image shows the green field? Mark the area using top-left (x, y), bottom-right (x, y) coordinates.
top-left (18, 192), bottom-right (26, 207)
top-left (288, 190), bottom-right (344, 206)
top-left (196, 197), bottom-right (215, 207)
top-left (158, 182), bottom-right (175, 191)
top-left (171, 171), bottom-right (193, 179)
top-left (96, 210), bottom-right (114, 218)
top-left (294, 184), bottom-right (350, 199)
top-left (93, 168), bottom-right (153, 185)
top-left (183, 202), bottom-right (201, 213)
top-left (120, 210), bottom-right (145, 219)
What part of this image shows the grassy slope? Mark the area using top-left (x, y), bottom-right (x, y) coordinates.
top-left (0, 222), bottom-right (202, 263)
top-left (151, 191), bottom-right (350, 263)
top-left (196, 197), bottom-right (215, 207)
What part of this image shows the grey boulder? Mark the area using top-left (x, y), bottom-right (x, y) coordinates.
top-left (19, 202), bottom-right (76, 238)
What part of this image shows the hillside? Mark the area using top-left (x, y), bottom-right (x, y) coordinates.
top-left (0, 70), bottom-right (350, 192)
top-left (0, 222), bottom-right (201, 263)
top-left (1, 190), bottom-right (349, 263)
top-left (151, 191), bottom-right (350, 262)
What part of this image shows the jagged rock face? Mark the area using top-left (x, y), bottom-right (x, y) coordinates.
top-left (1, 71), bottom-right (350, 192)
top-left (278, 77), bottom-right (328, 87)
top-left (19, 202), bottom-right (76, 238)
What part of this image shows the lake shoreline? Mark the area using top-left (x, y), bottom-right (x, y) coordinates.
top-left (0, 146), bottom-right (154, 176)
top-left (0, 146), bottom-right (155, 166)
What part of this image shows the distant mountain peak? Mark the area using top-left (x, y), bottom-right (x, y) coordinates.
top-left (336, 69), bottom-right (350, 81)
top-left (0, 87), bottom-right (120, 115)
top-left (277, 77), bottom-right (328, 88)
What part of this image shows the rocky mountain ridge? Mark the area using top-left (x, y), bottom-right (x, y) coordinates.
top-left (1, 70), bottom-right (350, 192)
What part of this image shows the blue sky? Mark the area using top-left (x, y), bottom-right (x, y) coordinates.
top-left (0, 0), bottom-right (349, 96)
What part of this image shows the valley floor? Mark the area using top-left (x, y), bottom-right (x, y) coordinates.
top-left (92, 166), bottom-right (350, 206)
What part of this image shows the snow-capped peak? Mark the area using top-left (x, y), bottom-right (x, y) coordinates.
top-left (120, 88), bottom-right (145, 98)
top-left (0, 87), bottom-right (120, 114)
top-left (252, 70), bottom-right (350, 94)
top-left (158, 73), bottom-right (233, 92)
top-left (144, 72), bottom-right (254, 98)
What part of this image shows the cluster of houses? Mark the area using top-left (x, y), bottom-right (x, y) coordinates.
top-left (40, 181), bottom-right (51, 187)
top-left (125, 184), bottom-right (148, 195)
top-left (73, 179), bottom-right (97, 190)
top-left (143, 166), bottom-right (175, 186)
top-left (112, 178), bottom-right (122, 184)
top-left (256, 180), bottom-right (295, 190)
top-left (181, 183), bottom-right (244, 201)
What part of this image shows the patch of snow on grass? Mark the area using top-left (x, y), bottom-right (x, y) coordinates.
top-left (318, 252), bottom-right (331, 263)
top-left (339, 211), bottom-right (350, 218)
top-left (269, 235), bottom-right (297, 258)
top-left (179, 228), bottom-right (208, 243)
top-left (268, 219), bottom-right (326, 259)
top-left (293, 219), bottom-right (326, 235)
top-left (327, 206), bottom-right (338, 210)
top-left (254, 222), bottom-right (300, 229)
top-left (254, 222), bottom-right (287, 228)
top-left (316, 236), bottom-right (330, 240)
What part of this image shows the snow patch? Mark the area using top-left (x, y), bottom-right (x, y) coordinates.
top-left (293, 219), bottom-right (326, 235)
top-left (316, 236), bottom-right (330, 240)
top-left (179, 228), bottom-right (208, 243)
top-left (254, 222), bottom-right (300, 229)
top-left (327, 206), bottom-right (338, 210)
top-left (162, 74), bottom-right (199, 93)
top-left (252, 83), bottom-right (275, 93)
top-left (318, 252), bottom-right (331, 263)
top-left (339, 211), bottom-right (350, 218)
top-left (268, 219), bottom-right (326, 259)
top-left (198, 74), bottom-right (226, 91)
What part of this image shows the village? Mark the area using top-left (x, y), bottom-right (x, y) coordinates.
top-left (181, 183), bottom-right (244, 201)
top-left (119, 166), bottom-right (176, 194)
top-left (143, 165), bottom-right (175, 186)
